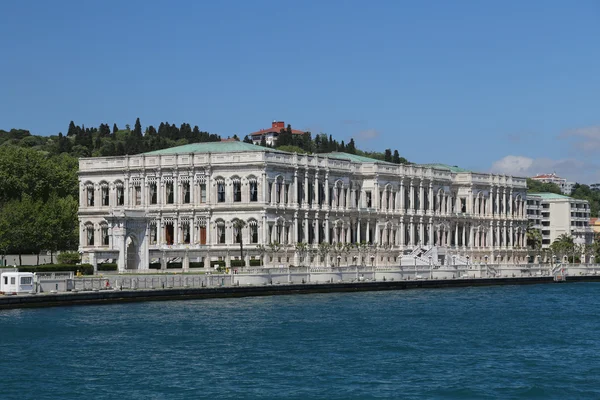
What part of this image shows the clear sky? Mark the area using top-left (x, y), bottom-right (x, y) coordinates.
top-left (2, 1), bottom-right (599, 182)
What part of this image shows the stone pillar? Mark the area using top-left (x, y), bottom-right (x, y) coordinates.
top-left (314, 173), bottom-right (320, 206)
top-left (462, 223), bottom-right (466, 247)
top-left (409, 218), bottom-right (415, 246)
top-left (374, 181), bottom-right (379, 211)
top-left (303, 214), bottom-right (309, 244)
top-left (428, 221), bottom-right (433, 245)
top-left (400, 220), bottom-right (405, 246)
top-left (325, 217), bottom-right (330, 243)
top-left (357, 220), bottom-right (361, 243)
top-left (324, 173), bottom-right (330, 208)
top-left (428, 183), bottom-right (434, 213)
top-left (419, 219), bottom-right (424, 246)
top-left (419, 182), bottom-right (424, 212)
top-left (409, 180), bottom-right (415, 211)
top-left (366, 220), bottom-right (370, 243)
top-left (400, 179), bottom-right (405, 211)
top-left (469, 225), bottom-right (474, 248)
top-left (304, 171), bottom-right (309, 206)
top-left (262, 172), bottom-right (267, 203)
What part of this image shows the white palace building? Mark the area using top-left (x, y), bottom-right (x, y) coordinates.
top-left (78, 141), bottom-right (529, 272)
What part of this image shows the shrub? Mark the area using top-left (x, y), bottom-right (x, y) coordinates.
top-left (149, 263), bottom-right (161, 269)
top-left (167, 262), bottom-right (182, 269)
top-left (189, 262), bottom-right (204, 268)
top-left (98, 263), bottom-right (118, 272)
top-left (249, 259), bottom-right (262, 267)
top-left (230, 260), bottom-right (245, 267)
top-left (18, 264), bottom-right (94, 275)
top-left (57, 251), bottom-right (81, 265)
top-left (210, 260), bottom-right (226, 268)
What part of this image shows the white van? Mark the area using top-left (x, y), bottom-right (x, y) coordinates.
top-left (1, 272), bottom-right (35, 294)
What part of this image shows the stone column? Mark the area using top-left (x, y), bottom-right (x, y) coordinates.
top-left (419, 181), bottom-right (424, 212)
top-left (428, 221), bottom-right (433, 246)
top-left (324, 173), bottom-right (330, 208)
top-left (262, 172), bottom-right (267, 203)
top-left (409, 218), bottom-right (415, 246)
top-left (419, 218), bottom-right (424, 246)
top-left (366, 220), bottom-right (370, 243)
top-left (428, 183), bottom-right (434, 213)
top-left (409, 180), bottom-right (415, 212)
top-left (357, 220), bottom-right (361, 243)
top-left (400, 220), bottom-right (405, 246)
top-left (400, 179), bottom-right (405, 211)
top-left (304, 171), bottom-right (309, 206)
top-left (325, 217), bottom-right (330, 243)
top-left (304, 214), bottom-right (309, 244)
top-left (314, 173), bottom-right (320, 206)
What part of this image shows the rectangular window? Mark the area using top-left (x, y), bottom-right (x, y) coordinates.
top-left (87, 227), bottom-right (94, 246)
top-left (217, 183), bottom-right (225, 203)
top-left (87, 187), bottom-right (94, 207)
top-left (101, 187), bottom-right (109, 206)
top-left (251, 224), bottom-right (258, 243)
top-left (150, 183), bottom-right (157, 204)
top-left (150, 225), bottom-right (157, 245)
top-left (199, 226), bottom-right (207, 244)
top-left (249, 181), bottom-right (258, 202)
top-left (21, 277), bottom-right (32, 285)
top-left (218, 225), bottom-right (225, 243)
top-left (200, 184), bottom-right (207, 203)
top-left (117, 186), bottom-right (124, 206)
top-left (285, 184), bottom-right (290, 204)
top-left (102, 226), bottom-right (109, 246)
top-left (11, 277), bottom-right (15, 285)
top-left (166, 182), bottom-right (174, 204)
top-left (183, 182), bottom-right (190, 204)
top-left (233, 182), bottom-right (241, 202)
top-left (183, 225), bottom-right (190, 244)
top-left (366, 191), bottom-right (372, 208)
top-left (135, 186), bottom-right (141, 205)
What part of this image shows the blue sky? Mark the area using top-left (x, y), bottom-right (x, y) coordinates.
top-left (2, 1), bottom-right (599, 182)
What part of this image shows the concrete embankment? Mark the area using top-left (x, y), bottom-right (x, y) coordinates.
top-left (3, 275), bottom-right (600, 310)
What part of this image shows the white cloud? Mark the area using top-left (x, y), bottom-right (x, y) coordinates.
top-left (490, 155), bottom-right (600, 184)
top-left (357, 128), bottom-right (379, 140)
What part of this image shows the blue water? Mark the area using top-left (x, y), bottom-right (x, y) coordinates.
top-left (1, 283), bottom-right (600, 399)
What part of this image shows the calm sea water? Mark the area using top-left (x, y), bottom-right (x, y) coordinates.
top-left (1, 283), bottom-right (600, 399)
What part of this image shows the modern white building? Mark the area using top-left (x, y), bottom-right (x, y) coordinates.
top-left (78, 142), bottom-right (529, 273)
top-left (526, 192), bottom-right (593, 248)
top-left (530, 173), bottom-right (574, 195)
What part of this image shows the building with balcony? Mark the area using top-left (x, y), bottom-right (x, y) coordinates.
top-left (78, 141), bottom-right (529, 272)
top-left (526, 192), bottom-right (593, 248)
top-left (530, 173), bottom-right (574, 195)
top-left (249, 120), bottom-right (306, 146)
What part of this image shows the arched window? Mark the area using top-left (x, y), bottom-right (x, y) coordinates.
top-left (248, 177), bottom-right (258, 202)
top-left (148, 177), bottom-right (157, 205)
top-left (216, 178), bottom-right (225, 203)
top-left (100, 182), bottom-right (109, 206)
top-left (248, 220), bottom-right (258, 243)
top-left (115, 181), bottom-right (124, 206)
top-left (100, 222), bottom-right (109, 246)
top-left (216, 220), bottom-right (225, 243)
top-left (232, 177), bottom-right (241, 202)
top-left (181, 218), bottom-right (190, 244)
top-left (85, 182), bottom-right (94, 207)
top-left (85, 223), bottom-right (94, 246)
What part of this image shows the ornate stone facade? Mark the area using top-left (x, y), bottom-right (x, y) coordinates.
top-left (78, 142), bottom-right (528, 272)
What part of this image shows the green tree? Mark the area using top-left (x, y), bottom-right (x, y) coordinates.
top-left (384, 149), bottom-right (392, 162)
top-left (526, 178), bottom-right (562, 194)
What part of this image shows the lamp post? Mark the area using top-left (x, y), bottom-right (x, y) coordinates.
top-left (465, 255), bottom-right (470, 278)
top-left (337, 254), bottom-right (341, 269)
top-left (353, 255), bottom-right (359, 280)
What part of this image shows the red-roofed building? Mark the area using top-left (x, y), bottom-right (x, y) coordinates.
top-left (249, 121), bottom-right (305, 146)
top-left (530, 173), bottom-right (574, 195)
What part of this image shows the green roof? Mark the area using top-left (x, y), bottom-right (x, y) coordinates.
top-left (528, 192), bottom-right (572, 200)
top-left (419, 163), bottom-right (470, 173)
top-left (143, 141), bottom-right (286, 155)
top-left (326, 152), bottom-right (394, 164)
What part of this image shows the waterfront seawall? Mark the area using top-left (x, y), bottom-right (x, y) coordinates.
top-left (3, 275), bottom-right (600, 310)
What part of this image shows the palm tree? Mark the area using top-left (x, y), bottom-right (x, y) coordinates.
top-left (526, 223), bottom-right (542, 250)
top-left (550, 233), bottom-right (574, 261)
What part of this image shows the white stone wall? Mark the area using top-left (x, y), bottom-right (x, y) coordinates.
top-left (78, 150), bottom-right (529, 271)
